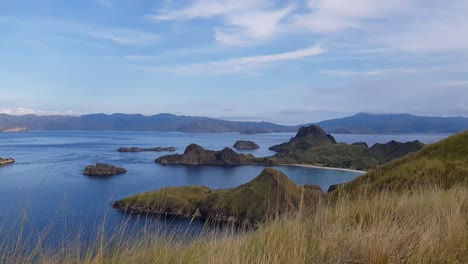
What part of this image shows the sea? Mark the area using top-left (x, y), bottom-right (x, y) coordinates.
top-left (0, 131), bottom-right (450, 248)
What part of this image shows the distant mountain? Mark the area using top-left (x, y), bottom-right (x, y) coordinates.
top-left (316, 113), bottom-right (468, 134)
top-left (0, 113), bottom-right (299, 133)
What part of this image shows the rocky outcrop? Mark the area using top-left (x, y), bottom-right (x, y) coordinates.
top-left (327, 183), bottom-right (344, 193)
top-left (0, 158), bottom-right (15, 166)
top-left (233, 140), bottom-right (260, 150)
top-left (83, 163), bottom-right (127, 176)
top-left (112, 168), bottom-right (322, 226)
top-left (1, 127), bottom-right (28, 133)
top-left (269, 125), bottom-right (336, 153)
top-left (155, 144), bottom-right (273, 166)
top-left (118, 147), bottom-right (176, 152)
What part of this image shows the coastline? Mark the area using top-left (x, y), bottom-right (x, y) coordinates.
top-left (282, 164), bottom-right (366, 174)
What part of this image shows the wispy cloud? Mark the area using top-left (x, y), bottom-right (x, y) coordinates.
top-left (88, 29), bottom-right (161, 46)
top-left (147, 0), bottom-right (293, 46)
top-left (321, 67), bottom-right (421, 77)
top-left (151, 45), bottom-right (325, 75)
top-left (96, 0), bottom-right (112, 7)
top-left (0, 108), bottom-right (78, 116)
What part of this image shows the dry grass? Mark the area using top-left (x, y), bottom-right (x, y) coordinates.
top-left (2, 185), bottom-right (468, 264)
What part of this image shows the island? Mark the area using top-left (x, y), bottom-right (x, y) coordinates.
top-left (233, 140), bottom-right (260, 150)
top-left (118, 147), bottom-right (176, 152)
top-left (1, 127), bottom-right (28, 133)
top-left (112, 168), bottom-right (323, 226)
top-left (269, 124), bottom-right (425, 170)
top-left (155, 144), bottom-right (274, 166)
top-left (0, 158), bottom-right (15, 166)
top-left (83, 163), bottom-right (127, 176)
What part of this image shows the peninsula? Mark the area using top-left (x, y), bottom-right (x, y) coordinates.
top-left (112, 168), bottom-right (323, 226)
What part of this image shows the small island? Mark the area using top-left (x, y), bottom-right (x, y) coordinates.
top-left (118, 147), bottom-right (176, 152)
top-left (155, 144), bottom-right (273, 166)
top-left (83, 163), bottom-right (127, 176)
top-left (0, 158), bottom-right (15, 166)
top-left (233, 140), bottom-right (260, 150)
top-left (112, 168), bottom-right (323, 226)
top-left (1, 127), bottom-right (28, 133)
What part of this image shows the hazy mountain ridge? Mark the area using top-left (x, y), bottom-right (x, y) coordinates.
top-left (1, 112), bottom-right (467, 133)
top-left (317, 113), bottom-right (468, 134)
top-left (0, 113), bottom-right (299, 133)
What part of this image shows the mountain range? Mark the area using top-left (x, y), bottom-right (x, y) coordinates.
top-left (1, 112), bottom-right (467, 134)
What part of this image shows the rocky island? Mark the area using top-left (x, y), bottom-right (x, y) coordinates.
top-left (1, 127), bottom-right (28, 133)
top-left (118, 147), bottom-right (176, 152)
top-left (0, 158), bottom-right (15, 166)
top-left (155, 144), bottom-right (274, 166)
top-left (233, 140), bottom-right (260, 150)
top-left (112, 168), bottom-right (322, 226)
top-left (83, 163), bottom-right (127, 176)
top-left (269, 124), bottom-right (425, 170)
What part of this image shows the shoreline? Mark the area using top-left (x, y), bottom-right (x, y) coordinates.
top-left (281, 164), bottom-right (366, 174)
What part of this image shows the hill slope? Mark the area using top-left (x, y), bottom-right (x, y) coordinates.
top-left (334, 131), bottom-right (468, 194)
top-left (317, 112), bottom-right (468, 134)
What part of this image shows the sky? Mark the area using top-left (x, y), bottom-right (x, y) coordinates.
top-left (1, 0), bottom-right (468, 125)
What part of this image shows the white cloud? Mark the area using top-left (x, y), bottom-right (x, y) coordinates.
top-left (148, 0), bottom-right (270, 20)
top-left (321, 67), bottom-right (421, 77)
top-left (148, 0), bottom-right (292, 46)
top-left (0, 108), bottom-right (78, 116)
top-left (89, 29), bottom-right (161, 46)
top-left (152, 45), bottom-right (325, 75)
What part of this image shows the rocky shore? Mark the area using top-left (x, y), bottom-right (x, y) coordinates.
top-left (0, 158), bottom-right (15, 166)
top-left (83, 163), bottom-right (127, 176)
top-left (118, 147), bottom-right (176, 152)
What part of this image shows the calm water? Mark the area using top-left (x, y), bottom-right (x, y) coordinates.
top-left (0, 131), bottom-right (449, 246)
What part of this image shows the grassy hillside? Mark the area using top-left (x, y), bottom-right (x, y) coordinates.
top-left (334, 131), bottom-right (468, 195)
top-left (113, 168), bottom-right (322, 225)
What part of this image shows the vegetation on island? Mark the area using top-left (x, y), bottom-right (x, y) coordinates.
top-left (83, 163), bottom-right (127, 176)
top-left (270, 124), bottom-right (424, 170)
top-left (232, 140), bottom-right (260, 150)
top-left (113, 168), bottom-right (322, 226)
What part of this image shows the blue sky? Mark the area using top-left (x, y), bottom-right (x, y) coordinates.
top-left (1, 0), bottom-right (468, 124)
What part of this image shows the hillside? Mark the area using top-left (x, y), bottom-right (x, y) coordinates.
top-left (0, 113), bottom-right (298, 133)
top-left (333, 131), bottom-right (468, 194)
top-left (317, 112), bottom-right (468, 134)
top-left (113, 168), bottom-right (322, 225)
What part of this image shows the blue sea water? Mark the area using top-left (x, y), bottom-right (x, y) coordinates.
top-left (0, 131), bottom-right (449, 247)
